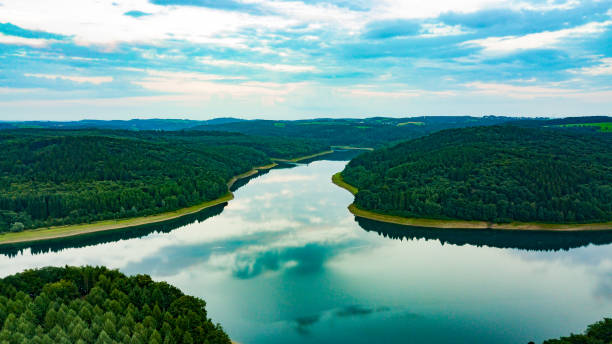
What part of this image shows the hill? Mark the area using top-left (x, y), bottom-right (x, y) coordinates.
top-left (0, 118), bottom-right (245, 131)
top-left (341, 125), bottom-right (612, 224)
top-left (190, 116), bottom-right (520, 147)
top-left (0, 266), bottom-right (230, 343)
top-left (0, 129), bottom-right (328, 233)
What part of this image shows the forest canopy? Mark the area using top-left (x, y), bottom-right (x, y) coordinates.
top-left (190, 116), bottom-right (517, 148)
top-left (341, 125), bottom-right (612, 224)
top-left (0, 266), bottom-right (230, 344)
top-left (0, 129), bottom-right (328, 233)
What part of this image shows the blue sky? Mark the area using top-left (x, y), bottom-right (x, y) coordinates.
top-left (0, 0), bottom-right (611, 120)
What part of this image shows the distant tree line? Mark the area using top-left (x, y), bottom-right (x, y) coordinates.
top-left (342, 126), bottom-right (612, 224)
top-left (0, 129), bottom-right (328, 233)
top-left (0, 266), bottom-right (230, 343)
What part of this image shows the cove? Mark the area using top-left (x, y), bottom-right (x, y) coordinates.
top-left (0, 153), bottom-right (611, 344)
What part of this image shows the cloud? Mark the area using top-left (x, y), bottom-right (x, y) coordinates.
top-left (438, 2), bottom-right (611, 36)
top-left (572, 58), bottom-right (612, 76)
top-left (464, 81), bottom-right (612, 101)
top-left (336, 85), bottom-right (455, 99)
top-left (463, 20), bottom-right (612, 55)
top-left (149, 0), bottom-right (267, 15)
top-left (362, 19), bottom-right (422, 39)
top-left (0, 33), bottom-right (53, 47)
top-left (24, 73), bottom-right (114, 85)
top-left (124, 10), bottom-right (152, 17)
top-left (0, 22), bottom-right (66, 40)
top-left (199, 57), bottom-right (318, 73)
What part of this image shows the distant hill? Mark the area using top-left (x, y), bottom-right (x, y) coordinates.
top-left (191, 116), bottom-right (524, 147)
top-left (510, 116), bottom-right (612, 133)
top-left (341, 125), bottom-right (612, 224)
top-left (0, 118), bottom-right (245, 131)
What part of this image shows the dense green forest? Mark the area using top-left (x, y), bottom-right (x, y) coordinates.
top-left (191, 116), bottom-right (518, 147)
top-left (542, 318), bottom-right (612, 343)
top-left (0, 266), bottom-right (230, 344)
top-left (0, 129), bottom-right (328, 233)
top-left (342, 126), bottom-right (612, 224)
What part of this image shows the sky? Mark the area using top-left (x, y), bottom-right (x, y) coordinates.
top-left (0, 0), bottom-right (611, 120)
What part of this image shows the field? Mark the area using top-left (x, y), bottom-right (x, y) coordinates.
top-left (397, 121), bottom-right (425, 126)
top-left (558, 122), bottom-right (612, 132)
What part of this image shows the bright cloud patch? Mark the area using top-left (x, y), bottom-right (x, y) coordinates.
top-left (24, 74), bottom-right (114, 85)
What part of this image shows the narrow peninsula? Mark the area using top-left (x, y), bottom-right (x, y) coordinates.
top-left (335, 125), bottom-right (612, 231)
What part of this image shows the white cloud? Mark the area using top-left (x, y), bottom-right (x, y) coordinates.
top-left (132, 69), bottom-right (310, 105)
top-left (199, 57), bottom-right (317, 73)
top-left (572, 58), bottom-right (612, 76)
top-left (0, 0), bottom-right (291, 49)
top-left (336, 85), bottom-right (455, 98)
top-left (463, 20), bottom-right (612, 54)
top-left (465, 81), bottom-right (612, 101)
top-left (0, 33), bottom-right (54, 47)
top-left (24, 73), bottom-right (114, 85)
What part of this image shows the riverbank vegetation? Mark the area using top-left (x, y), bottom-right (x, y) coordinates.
top-left (341, 125), bottom-right (612, 224)
top-left (0, 129), bottom-right (327, 233)
top-left (0, 266), bottom-right (230, 343)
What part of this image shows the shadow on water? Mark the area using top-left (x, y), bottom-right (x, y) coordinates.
top-left (355, 217), bottom-right (612, 251)
top-left (0, 203), bottom-right (228, 258)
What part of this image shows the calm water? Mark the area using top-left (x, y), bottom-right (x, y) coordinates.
top-left (1, 155), bottom-right (612, 344)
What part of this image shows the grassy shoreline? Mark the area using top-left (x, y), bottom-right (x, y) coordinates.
top-left (332, 172), bottom-right (612, 231)
top-left (0, 153), bottom-right (317, 245)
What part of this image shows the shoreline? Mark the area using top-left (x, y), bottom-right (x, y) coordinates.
top-left (332, 172), bottom-right (612, 232)
top-left (0, 151), bottom-right (327, 246)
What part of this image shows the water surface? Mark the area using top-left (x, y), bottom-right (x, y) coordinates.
top-left (1, 157), bottom-right (611, 344)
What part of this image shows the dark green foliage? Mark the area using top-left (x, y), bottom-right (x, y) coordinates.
top-left (190, 116), bottom-right (517, 147)
top-left (342, 126), bottom-right (612, 223)
top-left (0, 129), bottom-right (328, 232)
top-left (543, 318), bottom-right (612, 344)
top-left (0, 266), bottom-right (230, 344)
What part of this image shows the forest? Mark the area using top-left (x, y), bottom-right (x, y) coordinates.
top-left (0, 129), bottom-right (328, 233)
top-left (341, 125), bottom-right (612, 224)
top-left (0, 266), bottom-right (230, 344)
top-left (190, 116), bottom-right (518, 147)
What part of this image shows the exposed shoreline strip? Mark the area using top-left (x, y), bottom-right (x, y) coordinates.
top-left (332, 172), bottom-right (612, 232)
top-left (0, 151), bottom-right (333, 245)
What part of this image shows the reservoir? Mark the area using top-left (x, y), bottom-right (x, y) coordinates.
top-left (1, 154), bottom-right (611, 343)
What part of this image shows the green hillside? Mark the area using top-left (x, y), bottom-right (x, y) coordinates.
top-left (341, 125), bottom-right (612, 224)
top-left (0, 129), bottom-right (327, 233)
